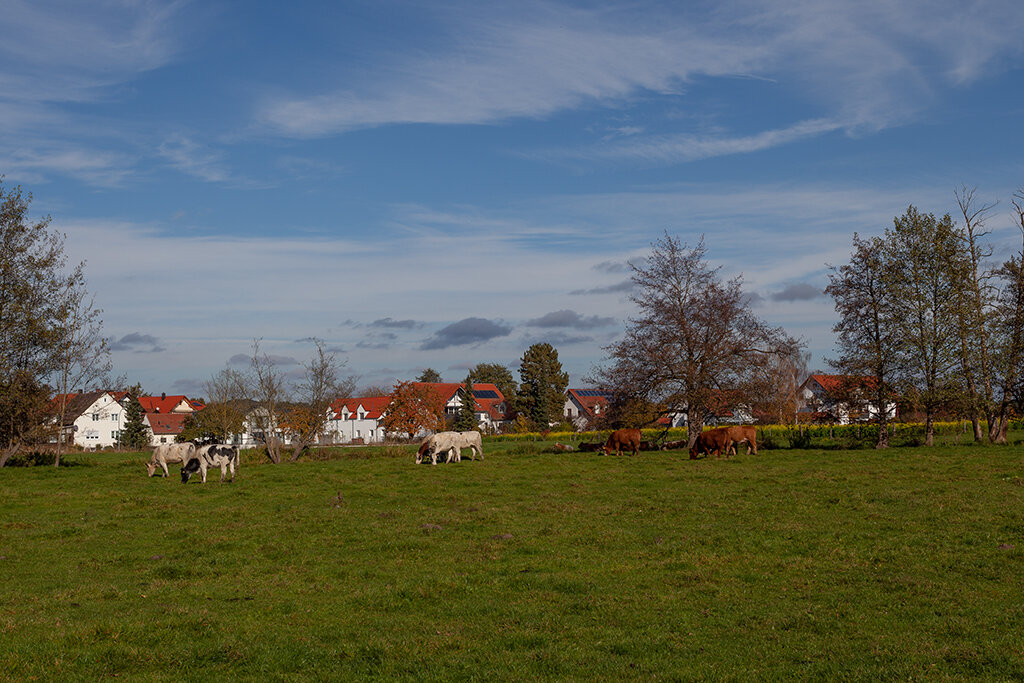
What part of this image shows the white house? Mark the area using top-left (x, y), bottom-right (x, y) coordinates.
top-left (327, 396), bottom-right (391, 443)
top-left (798, 374), bottom-right (897, 424)
top-left (52, 390), bottom-right (127, 449)
top-left (563, 389), bottom-right (610, 430)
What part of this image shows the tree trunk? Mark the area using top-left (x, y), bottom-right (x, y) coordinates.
top-left (971, 416), bottom-right (983, 442)
top-left (289, 441), bottom-right (307, 462)
top-left (925, 413), bottom-right (934, 447)
top-left (0, 443), bottom-right (19, 467)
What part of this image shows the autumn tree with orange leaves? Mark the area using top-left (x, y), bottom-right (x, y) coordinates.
top-left (380, 381), bottom-right (447, 439)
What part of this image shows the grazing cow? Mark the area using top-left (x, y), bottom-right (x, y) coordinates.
top-left (602, 428), bottom-right (642, 457)
top-left (147, 442), bottom-right (196, 477)
top-left (689, 427), bottom-right (732, 459)
top-left (416, 431), bottom-right (484, 465)
top-left (181, 444), bottom-right (238, 483)
top-left (725, 425), bottom-right (758, 456)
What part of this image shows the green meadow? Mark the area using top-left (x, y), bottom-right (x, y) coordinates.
top-left (2, 440), bottom-right (1023, 680)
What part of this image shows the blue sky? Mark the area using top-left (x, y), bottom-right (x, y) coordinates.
top-left (4, 0), bottom-right (1024, 397)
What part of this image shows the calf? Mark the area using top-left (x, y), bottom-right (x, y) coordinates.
top-left (181, 444), bottom-right (238, 483)
top-left (602, 428), bottom-right (642, 457)
top-left (147, 442), bottom-right (195, 477)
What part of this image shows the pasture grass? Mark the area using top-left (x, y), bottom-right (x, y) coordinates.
top-left (1, 441), bottom-right (1023, 680)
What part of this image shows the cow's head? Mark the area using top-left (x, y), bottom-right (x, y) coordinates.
top-left (180, 457), bottom-right (200, 483)
top-left (146, 462), bottom-right (157, 477)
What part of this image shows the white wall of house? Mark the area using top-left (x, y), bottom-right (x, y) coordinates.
top-left (70, 393), bottom-right (123, 449)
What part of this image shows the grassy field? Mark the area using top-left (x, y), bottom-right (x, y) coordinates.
top-left (2, 441), bottom-right (1023, 680)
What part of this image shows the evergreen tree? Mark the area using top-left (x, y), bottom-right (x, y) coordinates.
top-left (518, 343), bottom-right (569, 429)
top-left (455, 376), bottom-right (478, 431)
top-left (416, 368), bottom-right (442, 383)
top-left (120, 388), bottom-right (149, 451)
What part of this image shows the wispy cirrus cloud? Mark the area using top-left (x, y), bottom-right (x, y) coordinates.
top-left (257, 0), bottom-right (1024, 163)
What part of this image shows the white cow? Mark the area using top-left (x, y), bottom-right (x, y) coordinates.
top-left (146, 442), bottom-right (196, 477)
top-left (181, 444), bottom-right (238, 483)
top-left (416, 431), bottom-right (484, 465)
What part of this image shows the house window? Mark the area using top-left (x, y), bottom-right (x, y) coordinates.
top-left (92, 414), bottom-right (100, 421)
top-left (160, 437), bottom-right (167, 443)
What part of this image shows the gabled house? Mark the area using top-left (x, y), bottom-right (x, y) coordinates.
top-left (563, 389), bottom-right (610, 430)
top-left (798, 374), bottom-right (897, 425)
top-left (413, 382), bottom-right (513, 433)
top-left (139, 394), bottom-right (201, 415)
top-left (51, 390), bottom-right (126, 449)
top-left (137, 393), bottom-right (204, 446)
top-left (146, 413), bottom-right (191, 446)
top-left (327, 396), bottom-right (391, 444)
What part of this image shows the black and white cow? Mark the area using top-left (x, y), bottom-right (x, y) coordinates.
top-left (181, 444), bottom-right (238, 483)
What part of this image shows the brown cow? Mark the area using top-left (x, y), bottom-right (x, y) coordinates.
top-left (725, 425), bottom-right (757, 456)
top-left (602, 428), bottom-right (642, 456)
top-left (689, 427), bottom-right (732, 459)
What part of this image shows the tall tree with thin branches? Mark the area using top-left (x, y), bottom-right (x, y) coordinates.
top-left (596, 233), bottom-right (799, 447)
top-left (826, 233), bottom-right (899, 448)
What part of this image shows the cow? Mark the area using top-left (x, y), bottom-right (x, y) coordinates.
top-left (577, 442), bottom-right (603, 452)
top-left (725, 425), bottom-right (758, 456)
top-left (416, 431), bottom-right (484, 465)
top-left (181, 444), bottom-right (238, 483)
top-left (689, 427), bottom-right (732, 459)
top-left (552, 443), bottom-right (575, 452)
top-left (602, 428), bottom-right (642, 457)
top-left (147, 442), bottom-right (196, 477)
top-left (661, 440), bottom-right (688, 451)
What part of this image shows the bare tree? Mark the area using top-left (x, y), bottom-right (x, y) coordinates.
top-left (594, 233), bottom-right (800, 447)
top-left (180, 366), bottom-right (250, 444)
top-left (249, 339), bottom-right (288, 464)
top-left (49, 272), bottom-right (111, 466)
top-left (952, 187), bottom-right (997, 441)
top-left (285, 339), bottom-right (355, 460)
top-left (826, 233), bottom-right (899, 448)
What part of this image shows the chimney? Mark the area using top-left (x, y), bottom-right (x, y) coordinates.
top-left (161, 392), bottom-right (166, 400)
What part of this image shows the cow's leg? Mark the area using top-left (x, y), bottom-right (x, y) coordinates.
top-left (200, 463), bottom-right (208, 483)
top-left (161, 461), bottom-right (170, 477)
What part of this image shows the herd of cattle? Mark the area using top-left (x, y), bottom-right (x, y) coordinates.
top-left (552, 426), bottom-right (757, 460)
top-left (146, 442), bottom-right (238, 483)
top-left (145, 425), bottom-right (758, 479)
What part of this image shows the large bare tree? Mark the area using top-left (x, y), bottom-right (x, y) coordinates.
top-left (595, 233), bottom-right (799, 446)
top-left (951, 187), bottom-right (997, 441)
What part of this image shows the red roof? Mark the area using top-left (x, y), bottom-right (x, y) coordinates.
top-left (139, 395), bottom-right (202, 414)
top-left (807, 374), bottom-right (879, 395)
top-left (145, 412), bottom-right (189, 435)
top-left (331, 396), bottom-right (392, 420)
top-left (566, 389), bottom-right (610, 418)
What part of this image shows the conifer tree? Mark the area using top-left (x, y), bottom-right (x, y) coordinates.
top-left (455, 377), bottom-right (478, 431)
top-left (120, 388), bottom-right (149, 451)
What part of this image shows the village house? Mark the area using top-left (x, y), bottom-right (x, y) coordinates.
top-left (51, 390), bottom-right (128, 449)
top-left (563, 389), bottom-right (610, 430)
top-left (798, 374), bottom-right (897, 424)
top-left (326, 396), bottom-right (391, 444)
